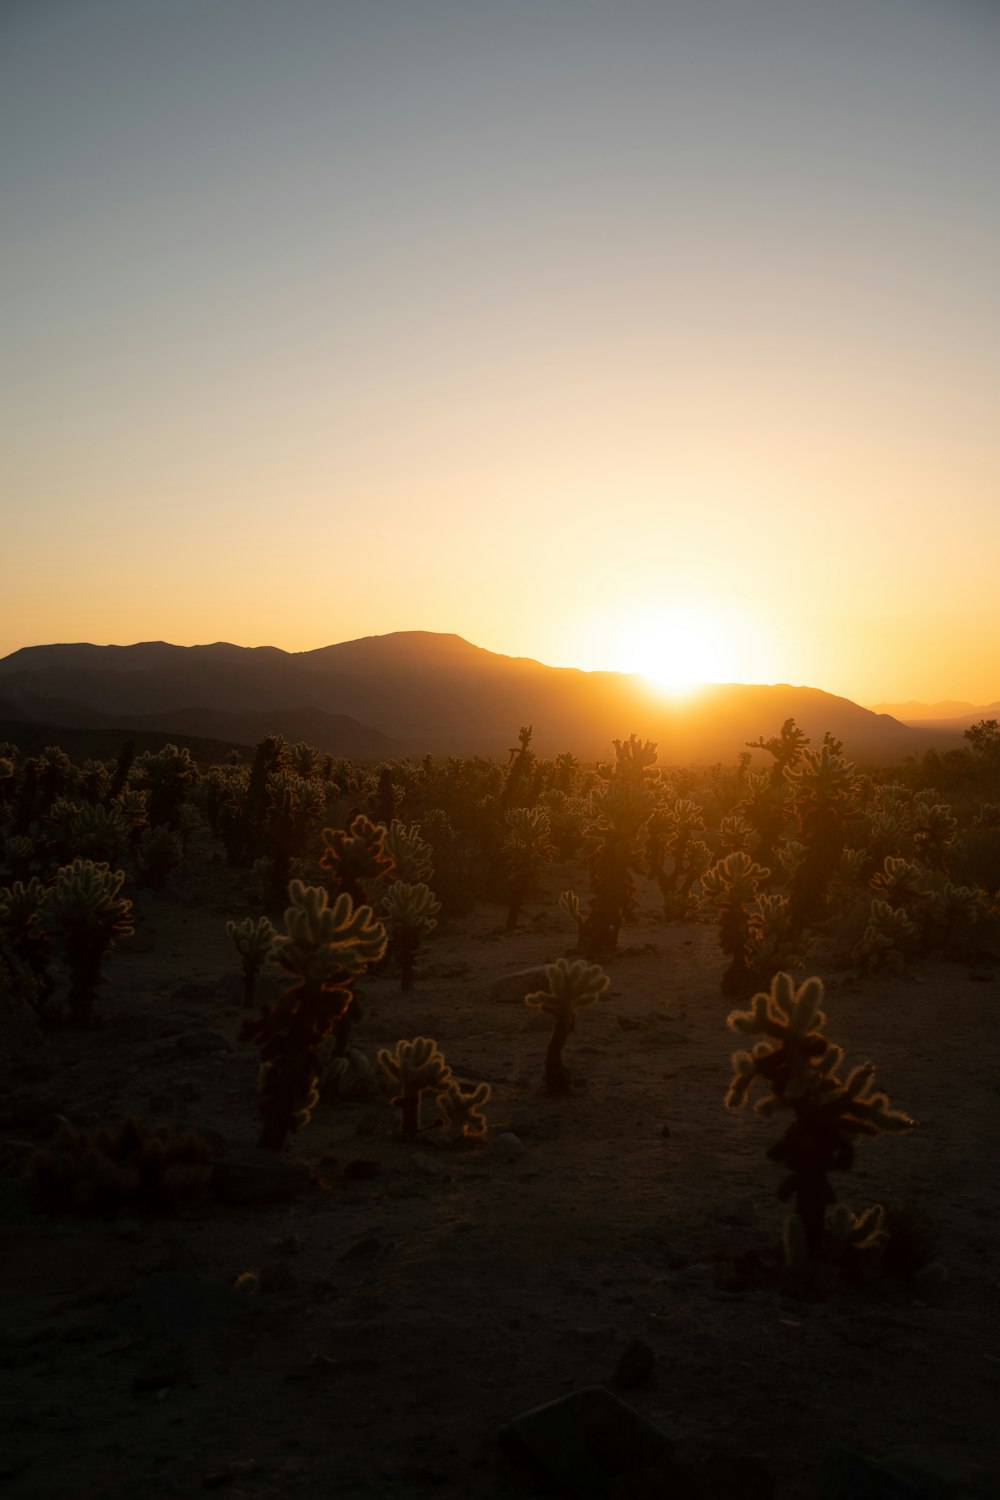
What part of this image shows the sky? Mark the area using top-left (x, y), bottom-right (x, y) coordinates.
top-left (3, 0), bottom-right (999, 705)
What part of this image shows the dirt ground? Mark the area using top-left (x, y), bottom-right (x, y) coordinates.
top-left (1, 853), bottom-right (998, 1500)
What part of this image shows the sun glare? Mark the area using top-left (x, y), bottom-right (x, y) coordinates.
top-left (590, 600), bottom-right (756, 695)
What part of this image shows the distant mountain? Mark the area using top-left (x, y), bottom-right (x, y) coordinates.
top-left (0, 632), bottom-right (968, 765)
top-left (870, 698), bottom-right (1000, 725)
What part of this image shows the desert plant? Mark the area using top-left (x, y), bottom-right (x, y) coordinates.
top-left (784, 736), bottom-right (859, 925)
top-left (380, 880), bottom-right (441, 991)
top-left (0, 876), bottom-right (54, 1012)
top-left (381, 819), bottom-right (434, 886)
top-left (130, 743), bottom-right (198, 829)
top-left (726, 972), bottom-right (913, 1259)
top-left (30, 1114), bottom-right (213, 1214)
top-left (853, 898), bottom-right (916, 976)
top-left (436, 1077), bottom-right (491, 1144)
top-left (226, 915), bottom-right (277, 1007)
top-left (136, 824), bottom-right (184, 890)
top-left (572, 737), bottom-right (659, 957)
top-left (321, 813), bottom-right (394, 905)
top-left (501, 805), bottom-right (554, 931)
top-left (241, 881), bottom-right (386, 1150)
top-left (701, 850), bottom-right (772, 995)
top-left (378, 1036), bottom-right (454, 1138)
top-left (40, 859), bottom-right (134, 1025)
top-left (524, 956), bottom-right (610, 1094)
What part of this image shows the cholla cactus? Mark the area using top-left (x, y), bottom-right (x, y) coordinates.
top-left (68, 802), bottom-right (132, 864)
top-left (701, 850), bottom-right (772, 995)
top-left (381, 820), bottom-right (434, 886)
top-left (717, 813), bottom-right (755, 856)
top-left (784, 1201), bottom-right (888, 1283)
top-left (378, 1036), bottom-right (454, 1138)
top-left (40, 859), bottom-right (133, 1025)
top-left (502, 805), bottom-right (554, 932)
top-left (321, 814), bottom-right (394, 905)
top-left (647, 798), bottom-right (710, 922)
top-left (436, 1078), bottom-right (491, 1144)
top-left (136, 824), bottom-right (184, 890)
top-left (30, 1114), bottom-right (213, 1214)
top-left (381, 880), bottom-right (441, 991)
top-left (129, 743), bottom-right (198, 829)
top-left (726, 972), bottom-right (913, 1256)
top-left (784, 738), bottom-right (859, 923)
top-left (524, 956), bottom-right (610, 1094)
top-left (912, 801), bottom-right (958, 873)
top-left (241, 881), bottom-right (387, 1150)
top-left (747, 892), bottom-right (796, 979)
top-left (854, 899), bottom-right (916, 976)
top-left (4, 834), bottom-right (35, 883)
top-left (226, 915), bottom-right (277, 1007)
top-left (0, 876), bottom-right (53, 1013)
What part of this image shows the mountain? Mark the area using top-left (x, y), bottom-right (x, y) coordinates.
top-left (870, 698), bottom-right (1000, 726)
top-left (0, 632), bottom-right (967, 765)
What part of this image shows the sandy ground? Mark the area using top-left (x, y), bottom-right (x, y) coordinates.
top-left (1, 853), bottom-right (998, 1500)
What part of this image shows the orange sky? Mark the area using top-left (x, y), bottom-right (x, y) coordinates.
top-left (3, 1), bottom-right (999, 705)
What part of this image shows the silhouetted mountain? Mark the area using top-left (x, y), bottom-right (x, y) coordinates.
top-left (869, 698), bottom-right (1000, 732)
top-left (0, 632), bottom-right (968, 765)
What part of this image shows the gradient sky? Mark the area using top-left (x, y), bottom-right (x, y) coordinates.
top-left (3, 0), bottom-right (999, 704)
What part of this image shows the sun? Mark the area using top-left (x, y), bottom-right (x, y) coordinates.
top-left (596, 600), bottom-right (751, 694)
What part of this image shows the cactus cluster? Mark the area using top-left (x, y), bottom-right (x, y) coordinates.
top-left (30, 1114), bottom-right (213, 1214)
top-left (726, 972), bottom-right (913, 1261)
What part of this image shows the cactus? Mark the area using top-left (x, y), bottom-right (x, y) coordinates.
top-left (701, 850), bottom-right (771, 995)
top-left (321, 814), bottom-right (394, 905)
top-left (436, 1077), bottom-right (491, 1144)
top-left (226, 915), bottom-right (277, 1007)
top-left (0, 876), bottom-right (54, 1013)
top-left (380, 880), bottom-right (441, 991)
top-left (784, 737), bottom-right (859, 924)
top-left (381, 820), bottom-right (434, 886)
top-left (378, 1037), bottom-right (454, 1138)
top-left (501, 805), bottom-right (554, 932)
top-left (30, 1114), bottom-right (213, 1214)
top-left (726, 972), bottom-right (913, 1257)
top-left (524, 956), bottom-right (610, 1094)
top-left (40, 859), bottom-right (134, 1025)
top-left (136, 824), bottom-right (184, 890)
top-left (241, 881), bottom-right (386, 1150)
top-left (853, 899), bottom-right (916, 975)
top-left (129, 743), bottom-right (198, 829)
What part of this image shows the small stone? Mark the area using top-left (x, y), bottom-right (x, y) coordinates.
top-left (491, 1131), bottom-right (525, 1159)
top-left (489, 966), bottom-right (552, 1005)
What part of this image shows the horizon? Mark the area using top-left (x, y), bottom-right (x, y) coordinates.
top-left (4, 2), bottom-right (999, 702)
top-left (2, 628), bottom-right (996, 715)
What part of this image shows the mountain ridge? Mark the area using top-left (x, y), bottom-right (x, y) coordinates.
top-left (0, 631), bottom-right (968, 764)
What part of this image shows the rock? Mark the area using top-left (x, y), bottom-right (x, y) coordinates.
top-left (502, 1385), bottom-right (680, 1500)
top-left (820, 1446), bottom-right (936, 1499)
top-left (489, 966), bottom-right (552, 1005)
top-left (271, 1233), bottom-right (304, 1255)
top-left (490, 1131), bottom-right (525, 1159)
top-left (610, 1338), bottom-right (656, 1390)
top-left (213, 1148), bottom-right (312, 1205)
top-left (411, 1151), bottom-right (451, 1180)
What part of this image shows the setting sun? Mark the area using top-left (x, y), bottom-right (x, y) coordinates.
top-left (575, 600), bottom-right (771, 695)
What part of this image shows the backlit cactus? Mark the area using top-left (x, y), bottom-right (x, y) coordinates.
top-left (701, 850), bottom-right (771, 995)
top-left (726, 972), bottom-right (913, 1257)
top-left (378, 1036), bottom-right (454, 1138)
top-left (40, 859), bottom-right (134, 1025)
top-left (380, 880), bottom-right (441, 991)
top-left (381, 819), bottom-right (434, 886)
top-left (226, 914), bottom-right (277, 1007)
top-left (321, 813), bottom-right (394, 905)
top-left (241, 881), bottom-right (386, 1149)
top-left (436, 1077), bottom-right (491, 1144)
top-left (501, 805), bottom-right (554, 932)
top-left (524, 956), bottom-right (610, 1094)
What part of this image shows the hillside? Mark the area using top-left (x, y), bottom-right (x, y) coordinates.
top-left (0, 633), bottom-right (964, 765)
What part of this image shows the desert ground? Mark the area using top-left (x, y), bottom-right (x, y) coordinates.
top-left (2, 851), bottom-right (998, 1500)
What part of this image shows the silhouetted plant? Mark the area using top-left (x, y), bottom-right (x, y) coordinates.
top-left (647, 797), bottom-right (711, 921)
top-left (380, 880), bottom-right (441, 991)
top-left (524, 956), bottom-right (610, 1094)
top-left (572, 736), bottom-right (659, 957)
top-left (321, 813), bottom-right (394, 905)
top-left (436, 1077), bottom-right (491, 1144)
top-left (381, 819), bottom-right (434, 886)
top-left (701, 850), bottom-right (772, 995)
top-left (30, 1114), bottom-right (213, 1214)
top-left (784, 735), bottom-right (859, 926)
top-left (378, 1036), bottom-right (453, 1138)
top-left (501, 805), bottom-right (554, 931)
top-left (130, 743), bottom-right (198, 829)
top-left (241, 881), bottom-right (386, 1150)
top-left (40, 859), bottom-right (134, 1026)
top-left (726, 972), bottom-right (913, 1260)
top-left (227, 915), bottom-right (277, 1007)
top-left (136, 824), bottom-right (184, 891)
top-left (0, 876), bottom-right (54, 1013)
